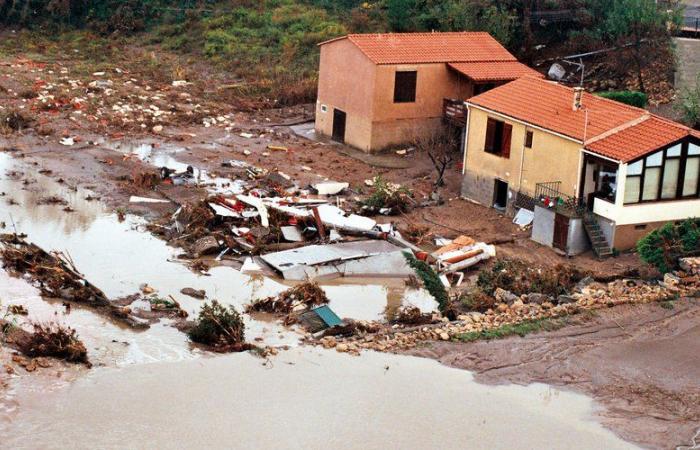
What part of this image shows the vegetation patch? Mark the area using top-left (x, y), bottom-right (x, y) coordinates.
top-left (453, 318), bottom-right (567, 343)
top-left (596, 91), bottom-right (648, 108)
top-left (362, 176), bottom-right (413, 215)
top-left (188, 300), bottom-right (249, 352)
top-left (404, 252), bottom-right (455, 318)
top-left (476, 259), bottom-right (587, 298)
top-left (19, 322), bottom-right (89, 364)
top-left (637, 218), bottom-right (700, 273)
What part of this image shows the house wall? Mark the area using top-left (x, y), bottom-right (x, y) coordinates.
top-left (461, 107), bottom-right (583, 212)
top-left (531, 205), bottom-right (555, 247)
top-left (613, 221), bottom-right (672, 250)
top-left (315, 39), bottom-right (377, 151)
top-left (567, 218), bottom-right (589, 255)
top-left (316, 41), bottom-right (475, 152)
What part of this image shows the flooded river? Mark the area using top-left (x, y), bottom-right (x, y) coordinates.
top-left (0, 151), bottom-right (637, 448)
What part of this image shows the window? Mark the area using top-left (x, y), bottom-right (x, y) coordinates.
top-left (624, 140), bottom-right (700, 204)
top-left (394, 71), bottom-right (417, 103)
top-left (484, 118), bottom-right (512, 158)
top-left (525, 130), bottom-right (534, 148)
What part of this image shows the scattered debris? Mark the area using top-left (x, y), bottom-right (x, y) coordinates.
top-left (180, 287), bottom-right (206, 299)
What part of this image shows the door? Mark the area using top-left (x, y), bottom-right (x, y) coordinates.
top-left (553, 213), bottom-right (569, 251)
top-left (332, 109), bottom-right (346, 143)
top-left (493, 179), bottom-right (508, 210)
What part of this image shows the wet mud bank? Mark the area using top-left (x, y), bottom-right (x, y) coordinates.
top-left (404, 300), bottom-right (700, 449)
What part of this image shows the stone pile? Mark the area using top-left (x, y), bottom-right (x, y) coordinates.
top-left (313, 271), bottom-right (700, 356)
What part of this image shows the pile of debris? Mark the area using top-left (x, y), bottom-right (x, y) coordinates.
top-left (247, 282), bottom-right (329, 326)
top-left (312, 266), bottom-right (700, 355)
top-left (1, 320), bottom-right (89, 366)
top-left (0, 234), bottom-right (147, 328)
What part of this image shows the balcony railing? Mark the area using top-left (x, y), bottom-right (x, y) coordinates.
top-left (443, 98), bottom-right (468, 126)
top-left (534, 181), bottom-right (586, 216)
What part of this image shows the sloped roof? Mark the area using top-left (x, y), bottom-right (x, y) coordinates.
top-left (320, 32), bottom-right (517, 65)
top-left (586, 116), bottom-right (699, 162)
top-left (466, 77), bottom-right (646, 142)
top-left (448, 62), bottom-right (543, 82)
top-left (467, 77), bottom-right (699, 162)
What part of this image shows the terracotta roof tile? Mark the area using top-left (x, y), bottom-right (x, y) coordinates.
top-left (467, 77), bottom-right (645, 142)
top-left (448, 62), bottom-right (543, 82)
top-left (321, 32), bottom-right (517, 65)
top-left (586, 116), bottom-right (695, 162)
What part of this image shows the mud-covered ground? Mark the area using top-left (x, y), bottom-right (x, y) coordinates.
top-left (406, 299), bottom-right (700, 449)
top-left (1, 31), bottom-right (690, 450)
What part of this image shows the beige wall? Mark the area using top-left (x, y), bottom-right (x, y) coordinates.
top-left (315, 39), bottom-right (474, 152)
top-left (463, 107), bottom-right (583, 200)
top-left (315, 39), bottom-right (377, 151)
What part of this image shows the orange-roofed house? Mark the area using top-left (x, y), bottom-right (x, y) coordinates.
top-left (314, 32), bottom-right (542, 152)
top-left (461, 77), bottom-right (700, 255)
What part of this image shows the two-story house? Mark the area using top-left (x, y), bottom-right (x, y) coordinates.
top-left (315, 32), bottom-right (542, 152)
top-left (461, 77), bottom-right (700, 255)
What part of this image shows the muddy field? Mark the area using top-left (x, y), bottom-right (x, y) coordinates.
top-left (0, 31), bottom-right (696, 450)
top-left (407, 300), bottom-right (700, 449)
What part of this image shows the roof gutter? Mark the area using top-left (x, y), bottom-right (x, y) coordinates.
top-left (465, 103), bottom-right (584, 145)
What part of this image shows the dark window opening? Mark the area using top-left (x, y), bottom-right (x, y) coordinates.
top-left (474, 83), bottom-right (497, 95)
top-left (484, 118), bottom-right (512, 158)
top-left (525, 130), bottom-right (534, 148)
top-left (634, 224), bottom-right (647, 230)
top-left (394, 71), bottom-right (417, 103)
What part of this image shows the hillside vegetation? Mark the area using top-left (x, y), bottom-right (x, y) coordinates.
top-left (0, 0), bottom-right (683, 106)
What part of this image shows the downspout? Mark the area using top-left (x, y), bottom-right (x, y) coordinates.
top-left (461, 103), bottom-right (471, 176)
top-left (517, 130), bottom-right (526, 192)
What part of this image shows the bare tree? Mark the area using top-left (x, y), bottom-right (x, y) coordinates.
top-left (414, 127), bottom-right (460, 188)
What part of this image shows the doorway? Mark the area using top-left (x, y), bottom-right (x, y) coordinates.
top-left (553, 213), bottom-right (569, 251)
top-left (493, 179), bottom-right (508, 210)
top-left (332, 109), bottom-right (346, 143)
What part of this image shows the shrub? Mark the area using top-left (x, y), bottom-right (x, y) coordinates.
top-left (404, 253), bottom-right (452, 317)
top-left (476, 259), bottom-right (586, 297)
top-left (637, 218), bottom-right (700, 273)
top-left (188, 300), bottom-right (247, 351)
top-left (596, 91), bottom-right (648, 108)
top-left (21, 322), bottom-right (89, 364)
top-left (363, 176), bottom-right (413, 214)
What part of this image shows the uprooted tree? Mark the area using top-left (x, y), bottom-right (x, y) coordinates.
top-left (187, 300), bottom-right (249, 352)
top-left (414, 127), bottom-right (460, 188)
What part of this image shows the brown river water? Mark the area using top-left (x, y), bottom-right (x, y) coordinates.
top-left (0, 152), bottom-right (637, 448)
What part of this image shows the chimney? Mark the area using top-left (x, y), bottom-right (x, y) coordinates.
top-left (573, 87), bottom-right (584, 111)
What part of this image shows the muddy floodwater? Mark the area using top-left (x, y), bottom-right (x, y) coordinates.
top-left (2, 349), bottom-right (635, 450)
top-left (0, 151), bottom-right (637, 448)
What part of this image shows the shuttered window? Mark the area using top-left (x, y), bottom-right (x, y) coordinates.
top-left (393, 71), bottom-right (417, 103)
top-left (484, 118), bottom-right (512, 159)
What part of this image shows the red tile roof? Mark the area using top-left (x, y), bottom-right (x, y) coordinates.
top-left (467, 77), bottom-right (645, 142)
top-left (448, 62), bottom-right (543, 82)
top-left (586, 116), bottom-right (696, 162)
top-left (467, 77), bottom-right (698, 162)
top-left (320, 32), bottom-right (517, 65)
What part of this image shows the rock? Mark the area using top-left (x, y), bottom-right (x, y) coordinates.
top-left (180, 287), bottom-right (206, 299)
top-left (336, 343), bottom-right (348, 352)
top-left (663, 272), bottom-right (681, 287)
top-left (192, 236), bottom-right (220, 257)
top-left (574, 276), bottom-right (595, 292)
top-left (140, 284), bottom-right (155, 294)
top-left (556, 294), bottom-right (576, 305)
top-left (439, 332), bottom-right (450, 341)
top-left (494, 288), bottom-right (518, 305)
top-left (152, 125), bottom-right (163, 133)
top-left (526, 293), bottom-right (549, 305)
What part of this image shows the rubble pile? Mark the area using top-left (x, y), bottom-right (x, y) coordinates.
top-left (314, 270), bottom-right (700, 355)
top-left (247, 282), bottom-right (329, 325)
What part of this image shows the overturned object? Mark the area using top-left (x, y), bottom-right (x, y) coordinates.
top-left (298, 305), bottom-right (343, 333)
top-left (261, 240), bottom-right (414, 281)
top-left (432, 236), bottom-right (496, 273)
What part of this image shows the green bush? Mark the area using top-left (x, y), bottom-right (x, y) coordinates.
top-left (188, 300), bottom-right (246, 350)
top-left (596, 91), bottom-right (648, 108)
top-left (404, 253), bottom-right (450, 314)
top-left (637, 218), bottom-right (700, 273)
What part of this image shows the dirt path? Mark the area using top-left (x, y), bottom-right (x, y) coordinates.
top-left (405, 299), bottom-right (700, 449)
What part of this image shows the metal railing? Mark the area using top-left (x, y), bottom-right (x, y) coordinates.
top-left (534, 181), bottom-right (586, 216)
top-left (443, 98), bottom-right (468, 126)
